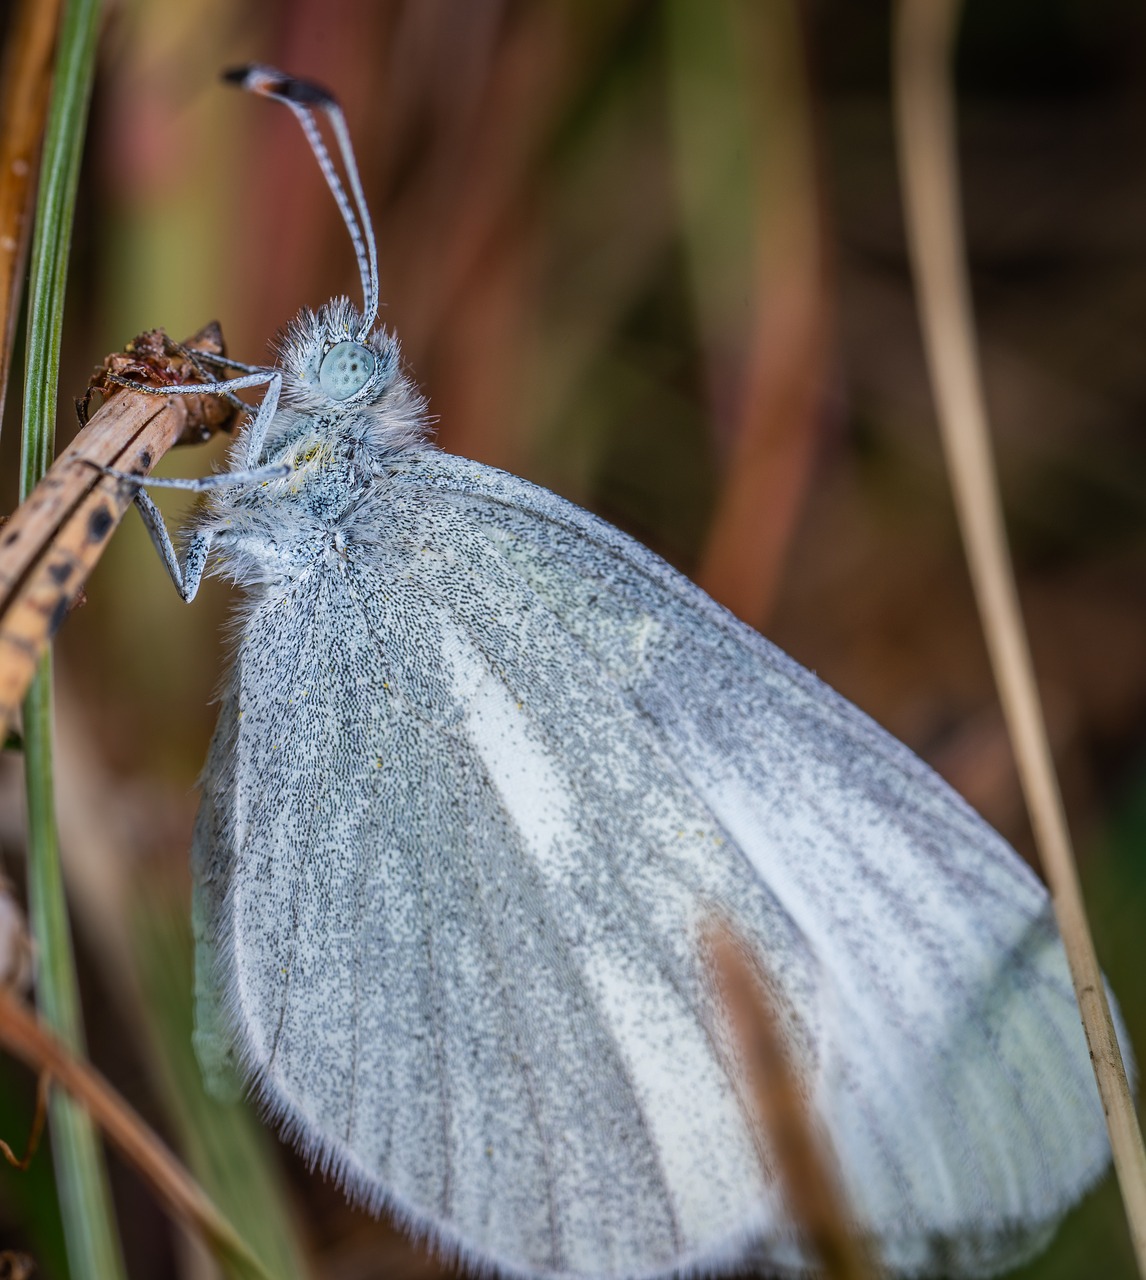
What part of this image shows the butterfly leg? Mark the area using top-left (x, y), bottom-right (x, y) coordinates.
top-left (86, 362), bottom-right (288, 600)
top-left (89, 449), bottom-right (290, 601)
top-left (131, 488), bottom-right (213, 603)
top-left (95, 461), bottom-right (290, 491)
top-left (149, 336), bottom-right (259, 413)
top-left (105, 364), bottom-right (283, 468)
top-left (152, 343), bottom-right (275, 414)
top-left (165, 345), bottom-right (269, 376)
top-left (105, 367), bottom-right (271, 404)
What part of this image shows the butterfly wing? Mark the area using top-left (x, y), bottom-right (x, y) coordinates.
top-left (193, 451), bottom-right (1118, 1279)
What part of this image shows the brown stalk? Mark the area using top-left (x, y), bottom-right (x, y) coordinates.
top-left (893, 0), bottom-right (1146, 1272)
top-left (0, 1068), bottom-right (48, 1170)
top-left (0, 323), bottom-right (237, 740)
top-left (0, 986), bottom-right (270, 1280)
top-left (706, 921), bottom-right (874, 1280)
top-left (0, 0), bottom-right (65, 431)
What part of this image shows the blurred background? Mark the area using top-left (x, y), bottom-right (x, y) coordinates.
top-left (1, 0), bottom-right (1145, 1276)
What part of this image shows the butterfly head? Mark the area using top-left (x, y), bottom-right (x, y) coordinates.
top-left (278, 297), bottom-right (403, 410)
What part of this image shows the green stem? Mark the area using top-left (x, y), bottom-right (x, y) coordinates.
top-left (23, 659), bottom-right (126, 1280)
top-left (18, 0), bottom-right (127, 1277)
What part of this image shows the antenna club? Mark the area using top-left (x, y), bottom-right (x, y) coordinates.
top-left (221, 64), bottom-right (338, 109)
top-left (221, 62), bottom-right (378, 332)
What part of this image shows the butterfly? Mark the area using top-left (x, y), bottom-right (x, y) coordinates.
top-left (109, 64), bottom-right (1121, 1279)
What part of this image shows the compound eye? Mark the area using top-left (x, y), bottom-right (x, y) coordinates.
top-left (318, 341), bottom-right (375, 400)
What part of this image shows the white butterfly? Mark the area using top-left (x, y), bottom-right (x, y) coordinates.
top-left (113, 65), bottom-right (1122, 1280)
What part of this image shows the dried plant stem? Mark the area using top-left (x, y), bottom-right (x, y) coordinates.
top-left (0, 1068), bottom-right (49, 1170)
top-left (0, 325), bottom-right (235, 740)
top-left (0, 0), bottom-right (64, 431)
top-left (893, 0), bottom-right (1146, 1271)
top-left (0, 988), bottom-right (271, 1280)
top-left (707, 922), bottom-right (874, 1279)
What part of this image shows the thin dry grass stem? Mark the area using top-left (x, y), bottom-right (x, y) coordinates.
top-left (705, 921), bottom-right (876, 1280)
top-left (892, 0), bottom-right (1146, 1271)
top-left (0, 0), bottom-right (65, 431)
top-left (0, 1068), bottom-right (48, 1170)
top-left (0, 986), bottom-right (271, 1280)
top-left (0, 323), bottom-right (236, 739)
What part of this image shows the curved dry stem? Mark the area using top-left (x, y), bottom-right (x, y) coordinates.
top-left (892, 0), bottom-right (1146, 1272)
top-left (0, 988), bottom-right (271, 1280)
top-left (0, 1069), bottom-right (49, 1171)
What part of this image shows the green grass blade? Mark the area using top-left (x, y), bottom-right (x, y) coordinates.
top-left (18, 1), bottom-right (128, 1277)
top-left (22, 658), bottom-right (125, 1280)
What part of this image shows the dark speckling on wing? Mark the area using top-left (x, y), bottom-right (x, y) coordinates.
top-left (187, 377), bottom-right (1123, 1277)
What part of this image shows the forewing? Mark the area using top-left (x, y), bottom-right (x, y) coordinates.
top-left (193, 451), bottom-right (1117, 1280)
top-left (399, 453), bottom-right (1120, 1276)
top-left (194, 510), bottom-right (808, 1279)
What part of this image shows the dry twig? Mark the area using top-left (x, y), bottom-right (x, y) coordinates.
top-left (0, 323), bottom-right (237, 740)
top-left (0, 1251), bottom-right (36, 1280)
top-left (0, 1069), bottom-right (48, 1171)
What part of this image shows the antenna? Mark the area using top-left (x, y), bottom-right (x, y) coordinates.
top-left (224, 65), bottom-right (380, 339)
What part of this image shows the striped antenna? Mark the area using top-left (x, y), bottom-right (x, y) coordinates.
top-left (224, 65), bottom-right (380, 339)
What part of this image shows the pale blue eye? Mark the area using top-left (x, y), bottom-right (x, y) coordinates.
top-left (319, 341), bottom-right (375, 400)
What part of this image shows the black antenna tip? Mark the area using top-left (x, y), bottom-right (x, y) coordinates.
top-left (221, 64), bottom-right (337, 108)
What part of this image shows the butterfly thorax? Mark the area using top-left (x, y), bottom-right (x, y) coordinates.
top-left (195, 300), bottom-right (430, 591)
